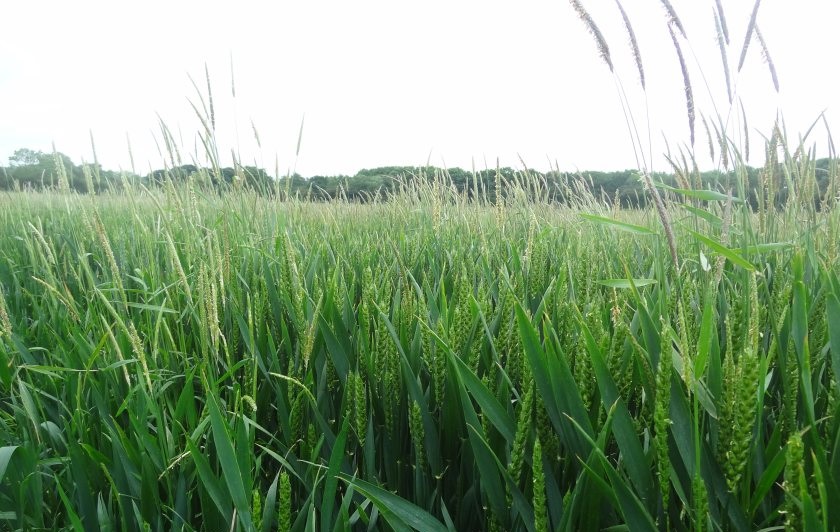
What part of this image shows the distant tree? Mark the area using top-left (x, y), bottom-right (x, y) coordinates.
top-left (8, 144), bottom-right (824, 206)
top-left (2, 148), bottom-right (122, 193)
top-left (8, 148), bottom-right (43, 166)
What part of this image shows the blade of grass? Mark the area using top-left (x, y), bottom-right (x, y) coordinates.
top-left (338, 476), bottom-right (448, 532)
top-left (579, 213), bottom-right (657, 235)
top-left (206, 393), bottom-right (254, 530)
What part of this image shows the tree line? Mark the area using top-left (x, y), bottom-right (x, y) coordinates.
top-left (2, 147), bottom-right (836, 208)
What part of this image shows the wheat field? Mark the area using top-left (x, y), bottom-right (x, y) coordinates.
top-left (1, 159), bottom-right (839, 531)
top-left (2, 1), bottom-right (840, 530)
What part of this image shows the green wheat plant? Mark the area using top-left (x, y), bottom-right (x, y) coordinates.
top-left (0, 1), bottom-right (839, 531)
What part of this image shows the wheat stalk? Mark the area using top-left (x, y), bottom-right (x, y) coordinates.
top-left (701, 114), bottom-right (716, 162)
top-left (205, 63), bottom-right (216, 132)
top-left (741, 101), bottom-right (751, 163)
top-left (0, 285), bottom-right (11, 339)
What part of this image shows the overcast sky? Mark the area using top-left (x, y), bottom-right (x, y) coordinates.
top-left (1, 1), bottom-right (837, 177)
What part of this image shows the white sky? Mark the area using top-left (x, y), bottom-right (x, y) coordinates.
top-left (1, 1), bottom-right (837, 177)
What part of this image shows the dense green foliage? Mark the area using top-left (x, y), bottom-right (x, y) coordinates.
top-left (5, 147), bottom-right (837, 208)
top-left (1, 158), bottom-right (840, 530)
top-left (1, 148), bottom-right (130, 194)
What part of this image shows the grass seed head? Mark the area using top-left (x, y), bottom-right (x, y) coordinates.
top-left (0, 285), bottom-right (11, 339)
top-left (614, 0), bottom-right (645, 89)
top-left (568, 0), bottom-right (613, 72)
